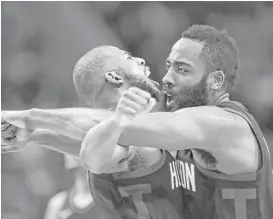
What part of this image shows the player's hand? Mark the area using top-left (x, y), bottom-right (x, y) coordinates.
top-left (115, 87), bottom-right (157, 127)
top-left (1, 120), bottom-right (32, 154)
top-left (1, 110), bottom-right (28, 129)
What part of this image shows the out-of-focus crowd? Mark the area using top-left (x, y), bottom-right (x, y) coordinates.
top-left (1, 2), bottom-right (273, 219)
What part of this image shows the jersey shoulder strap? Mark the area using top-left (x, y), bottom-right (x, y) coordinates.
top-left (218, 100), bottom-right (272, 167)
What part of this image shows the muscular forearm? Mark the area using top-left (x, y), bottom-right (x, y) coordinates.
top-left (27, 129), bottom-right (82, 157)
top-left (25, 108), bottom-right (114, 141)
top-left (92, 112), bottom-right (177, 149)
top-left (115, 107), bottom-right (225, 150)
top-left (80, 116), bottom-right (127, 173)
top-left (119, 112), bottom-right (176, 149)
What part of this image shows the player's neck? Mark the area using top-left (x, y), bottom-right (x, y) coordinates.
top-left (209, 92), bottom-right (230, 106)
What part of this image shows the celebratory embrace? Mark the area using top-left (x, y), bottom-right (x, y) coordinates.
top-left (2, 25), bottom-right (273, 219)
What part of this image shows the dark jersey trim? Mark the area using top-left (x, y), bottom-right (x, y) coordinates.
top-left (194, 157), bottom-right (257, 181)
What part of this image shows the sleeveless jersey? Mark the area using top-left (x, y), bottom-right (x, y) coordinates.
top-left (44, 189), bottom-right (112, 219)
top-left (176, 100), bottom-right (273, 219)
top-left (88, 150), bottom-right (186, 219)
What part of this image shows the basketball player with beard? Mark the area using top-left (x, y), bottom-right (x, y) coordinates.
top-left (2, 46), bottom-right (185, 219)
top-left (2, 25), bottom-right (273, 219)
top-left (91, 25), bottom-right (273, 219)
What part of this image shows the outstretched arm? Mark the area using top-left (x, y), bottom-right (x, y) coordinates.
top-left (28, 129), bottom-right (82, 156)
top-left (2, 108), bottom-right (114, 141)
top-left (113, 88), bottom-right (245, 151)
top-left (2, 88), bottom-right (245, 152)
top-left (2, 129), bottom-right (82, 157)
top-left (119, 106), bottom-right (243, 151)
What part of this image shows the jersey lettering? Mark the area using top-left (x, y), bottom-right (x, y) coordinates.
top-left (185, 162), bottom-right (196, 192)
top-left (222, 188), bottom-right (257, 219)
top-left (177, 160), bottom-right (186, 188)
top-left (118, 184), bottom-right (152, 219)
top-left (170, 160), bottom-right (196, 192)
top-left (170, 161), bottom-right (181, 189)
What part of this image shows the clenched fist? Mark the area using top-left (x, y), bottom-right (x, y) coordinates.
top-left (1, 111), bottom-right (28, 129)
top-left (115, 87), bottom-right (157, 127)
top-left (1, 111), bottom-right (31, 153)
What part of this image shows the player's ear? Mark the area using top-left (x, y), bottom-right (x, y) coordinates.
top-left (104, 71), bottom-right (124, 88)
top-left (207, 70), bottom-right (225, 90)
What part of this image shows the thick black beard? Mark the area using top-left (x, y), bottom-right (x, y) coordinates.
top-left (164, 75), bottom-right (209, 112)
top-left (124, 74), bottom-right (161, 102)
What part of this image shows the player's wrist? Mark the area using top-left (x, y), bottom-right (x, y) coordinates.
top-left (111, 113), bottom-right (132, 129)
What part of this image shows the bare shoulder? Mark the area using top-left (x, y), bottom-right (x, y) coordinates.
top-left (211, 107), bottom-right (260, 173)
top-left (175, 105), bottom-right (241, 121)
top-left (182, 106), bottom-right (259, 173)
top-left (176, 106), bottom-right (247, 144)
top-left (207, 106), bottom-right (255, 144)
top-left (174, 106), bottom-right (245, 133)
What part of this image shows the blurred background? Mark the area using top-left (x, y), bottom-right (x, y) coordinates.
top-left (1, 2), bottom-right (273, 219)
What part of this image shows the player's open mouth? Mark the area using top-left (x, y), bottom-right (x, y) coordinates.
top-left (166, 94), bottom-right (174, 106)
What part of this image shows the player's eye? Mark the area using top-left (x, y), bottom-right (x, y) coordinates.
top-left (178, 66), bottom-right (188, 73)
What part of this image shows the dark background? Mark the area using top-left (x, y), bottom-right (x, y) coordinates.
top-left (1, 2), bottom-right (273, 219)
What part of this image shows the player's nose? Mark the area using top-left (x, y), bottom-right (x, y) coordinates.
top-left (162, 73), bottom-right (174, 87)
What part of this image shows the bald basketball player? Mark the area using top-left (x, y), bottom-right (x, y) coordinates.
top-left (2, 25), bottom-right (273, 219)
top-left (2, 46), bottom-right (185, 219)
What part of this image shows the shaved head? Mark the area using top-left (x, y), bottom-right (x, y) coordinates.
top-left (73, 46), bottom-right (160, 108)
top-left (73, 46), bottom-right (128, 105)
